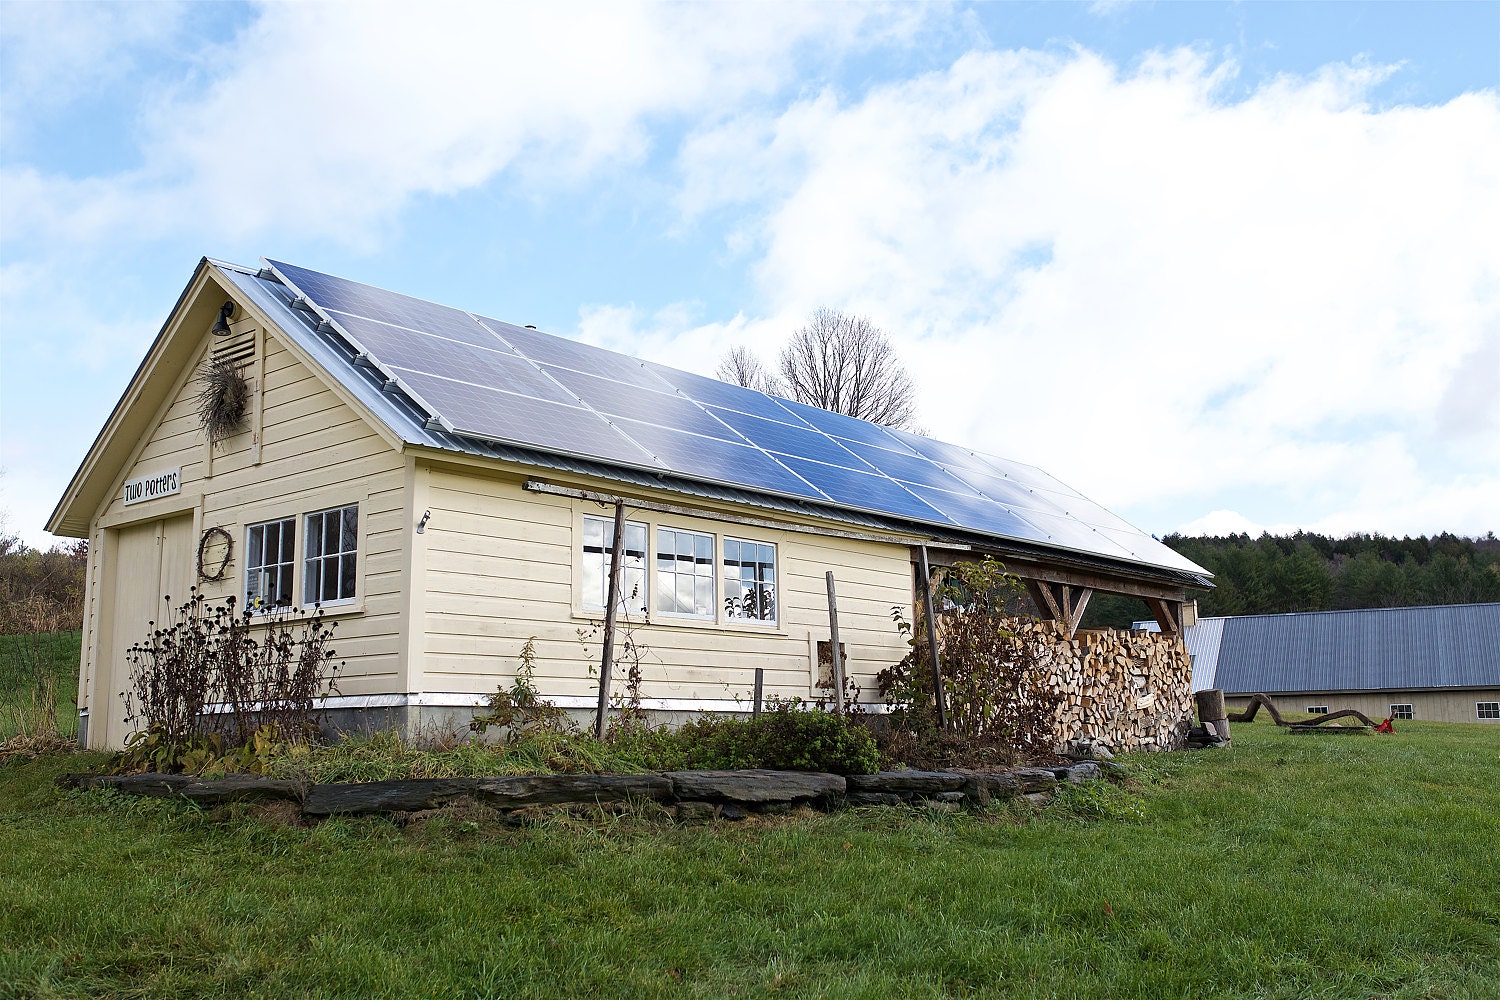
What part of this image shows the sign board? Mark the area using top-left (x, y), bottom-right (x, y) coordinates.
top-left (122, 467), bottom-right (182, 507)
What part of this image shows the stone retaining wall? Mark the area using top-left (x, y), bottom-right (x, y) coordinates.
top-left (59, 762), bottom-right (1113, 822)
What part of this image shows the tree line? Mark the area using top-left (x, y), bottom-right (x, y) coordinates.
top-left (1082, 531), bottom-right (1500, 629)
top-left (0, 533), bottom-right (87, 635)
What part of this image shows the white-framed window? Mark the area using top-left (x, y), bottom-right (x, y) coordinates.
top-left (655, 527), bottom-right (715, 619)
top-left (1477, 702), bottom-right (1499, 720)
top-left (1390, 703), bottom-right (1414, 721)
top-left (1306, 706), bottom-right (1329, 715)
top-left (723, 537), bottom-right (777, 624)
top-left (582, 514), bottom-right (647, 616)
top-left (245, 517), bottom-right (295, 611)
top-left (304, 504), bottom-right (359, 606)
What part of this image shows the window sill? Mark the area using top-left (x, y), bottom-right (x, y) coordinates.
top-left (570, 609), bottom-right (786, 638)
top-left (247, 601), bottom-right (365, 623)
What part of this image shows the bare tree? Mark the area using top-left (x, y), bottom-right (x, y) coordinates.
top-left (714, 345), bottom-right (778, 395)
top-left (776, 308), bottom-right (918, 430)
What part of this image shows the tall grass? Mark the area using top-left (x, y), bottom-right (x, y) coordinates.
top-left (0, 630), bottom-right (80, 743)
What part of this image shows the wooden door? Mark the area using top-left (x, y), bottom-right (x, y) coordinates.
top-left (99, 515), bottom-right (195, 749)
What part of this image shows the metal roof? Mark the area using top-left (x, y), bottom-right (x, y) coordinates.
top-left (215, 258), bottom-right (1209, 586)
top-left (1144, 603), bottom-right (1500, 694)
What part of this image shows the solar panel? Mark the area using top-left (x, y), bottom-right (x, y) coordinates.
top-left (542, 366), bottom-right (728, 439)
top-left (645, 364), bottom-right (807, 423)
top-left (835, 439), bottom-right (984, 497)
top-left (707, 407), bottom-right (871, 469)
top-left (479, 316), bottom-right (675, 389)
top-left (608, 418), bottom-right (826, 501)
top-left (772, 397), bottom-right (918, 451)
top-left (900, 486), bottom-right (1053, 544)
top-left (392, 368), bottom-right (659, 468)
top-left (265, 259), bottom-right (1204, 577)
top-left (269, 261), bottom-right (504, 351)
top-left (774, 456), bottom-right (955, 524)
top-left (330, 312), bottom-right (576, 407)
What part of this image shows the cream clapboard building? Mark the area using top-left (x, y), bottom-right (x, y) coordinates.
top-left (49, 258), bottom-right (1212, 749)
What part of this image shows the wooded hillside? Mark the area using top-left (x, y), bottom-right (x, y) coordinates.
top-left (1081, 532), bottom-right (1500, 630)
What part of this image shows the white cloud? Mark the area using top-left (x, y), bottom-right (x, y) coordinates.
top-left (674, 47), bottom-right (1500, 535)
top-left (2, 2), bottom-right (927, 252)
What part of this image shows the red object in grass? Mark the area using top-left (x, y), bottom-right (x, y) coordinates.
top-left (1374, 718), bottom-right (1394, 734)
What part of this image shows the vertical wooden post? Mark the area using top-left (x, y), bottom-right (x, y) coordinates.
top-left (595, 500), bottom-right (626, 739)
top-left (825, 571), bottom-right (845, 714)
top-left (918, 545), bottom-right (947, 731)
top-left (753, 667), bottom-right (764, 718)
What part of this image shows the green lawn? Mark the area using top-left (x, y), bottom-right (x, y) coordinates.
top-left (2, 719), bottom-right (1497, 999)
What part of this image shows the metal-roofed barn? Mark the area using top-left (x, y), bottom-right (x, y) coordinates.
top-left (1136, 603), bottom-right (1500, 724)
top-left (50, 257), bottom-right (1212, 749)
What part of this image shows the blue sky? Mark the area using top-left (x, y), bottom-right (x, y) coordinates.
top-left (2, 1), bottom-right (1497, 548)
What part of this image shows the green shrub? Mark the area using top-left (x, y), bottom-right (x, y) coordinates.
top-left (676, 700), bottom-right (880, 775)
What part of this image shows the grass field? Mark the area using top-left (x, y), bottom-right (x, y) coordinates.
top-left (2, 716), bottom-right (1497, 999)
top-left (0, 630), bottom-right (80, 740)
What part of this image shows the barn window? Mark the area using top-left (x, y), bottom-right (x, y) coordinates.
top-left (1477, 702), bottom-right (1499, 720)
top-left (723, 537), bottom-right (776, 624)
top-left (245, 518), bottom-right (295, 610)
top-left (304, 504), bottom-right (359, 606)
top-left (656, 527), bottom-right (714, 619)
top-left (1390, 703), bottom-right (1414, 720)
top-left (1306, 706), bottom-right (1328, 714)
top-left (582, 514), bottom-right (647, 616)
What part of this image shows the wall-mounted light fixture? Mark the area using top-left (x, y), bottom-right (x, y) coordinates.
top-left (416, 510), bottom-right (431, 534)
top-left (211, 301), bottom-right (236, 337)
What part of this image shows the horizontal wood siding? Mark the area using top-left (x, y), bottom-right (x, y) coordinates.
top-left (94, 332), bottom-right (408, 703)
top-left (418, 467), bottom-right (912, 705)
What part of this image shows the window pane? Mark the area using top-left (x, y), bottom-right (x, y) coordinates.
top-left (695, 577), bottom-right (712, 615)
top-left (723, 538), bottom-right (739, 563)
top-left (341, 509), bottom-right (358, 551)
top-left (696, 535), bottom-right (712, 562)
top-left (340, 552), bottom-right (357, 599)
top-left (324, 511), bottom-right (340, 554)
top-left (248, 526), bottom-right (264, 569)
top-left (304, 514), bottom-right (321, 559)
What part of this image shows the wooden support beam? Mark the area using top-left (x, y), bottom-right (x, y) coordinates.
top-left (825, 572), bottom-right (845, 714)
top-left (1065, 586), bottom-right (1093, 639)
top-left (918, 545), bottom-right (947, 732)
top-left (1146, 596), bottom-right (1180, 635)
top-left (1027, 579), bottom-right (1064, 621)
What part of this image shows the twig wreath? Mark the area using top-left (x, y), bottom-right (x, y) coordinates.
top-left (197, 526), bottom-right (234, 582)
top-left (195, 356), bottom-right (251, 446)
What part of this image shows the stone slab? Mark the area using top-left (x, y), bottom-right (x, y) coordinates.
top-left (303, 779), bottom-right (476, 816)
top-left (846, 770), bottom-right (967, 794)
top-left (472, 773), bottom-right (672, 807)
top-left (664, 769), bottom-right (845, 803)
top-left (984, 767), bottom-right (1058, 797)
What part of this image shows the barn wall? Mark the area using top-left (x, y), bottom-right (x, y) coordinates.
top-left (1226, 690), bottom-right (1500, 725)
top-left (414, 461), bottom-right (914, 715)
top-left (81, 326), bottom-right (409, 747)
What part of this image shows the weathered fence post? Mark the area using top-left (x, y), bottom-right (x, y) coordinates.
top-left (918, 545), bottom-right (948, 731)
top-left (595, 500), bottom-right (627, 739)
top-left (825, 571), bottom-right (845, 713)
top-left (753, 667), bottom-right (764, 718)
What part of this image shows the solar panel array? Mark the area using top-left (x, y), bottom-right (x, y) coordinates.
top-left (265, 260), bottom-right (1204, 575)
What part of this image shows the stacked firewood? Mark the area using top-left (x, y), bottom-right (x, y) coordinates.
top-left (1002, 618), bottom-right (1194, 751)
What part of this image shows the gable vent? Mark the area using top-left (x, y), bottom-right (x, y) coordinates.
top-left (211, 327), bottom-right (256, 367)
